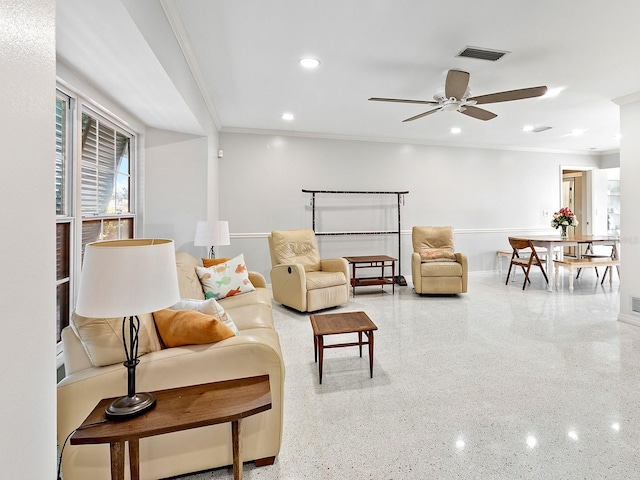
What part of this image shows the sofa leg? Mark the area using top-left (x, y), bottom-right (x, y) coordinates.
top-left (255, 456), bottom-right (276, 467)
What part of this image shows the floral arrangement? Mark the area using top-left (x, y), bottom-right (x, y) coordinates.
top-left (551, 207), bottom-right (579, 229)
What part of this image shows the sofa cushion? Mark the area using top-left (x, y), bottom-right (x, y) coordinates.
top-left (176, 261), bottom-right (205, 300)
top-left (420, 261), bottom-right (463, 277)
top-left (306, 270), bottom-right (347, 290)
top-left (202, 257), bottom-right (230, 268)
top-left (196, 253), bottom-right (255, 300)
top-left (171, 298), bottom-right (239, 336)
top-left (70, 312), bottom-right (162, 367)
top-left (153, 309), bottom-right (235, 348)
top-left (218, 287), bottom-right (272, 310)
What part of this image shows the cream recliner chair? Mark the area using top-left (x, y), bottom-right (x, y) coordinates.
top-left (411, 226), bottom-right (468, 294)
top-left (268, 229), bottom-right (350, 312)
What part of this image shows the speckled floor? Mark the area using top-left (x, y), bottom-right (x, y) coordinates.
top-left (169, 269), bottom-right (640, 480)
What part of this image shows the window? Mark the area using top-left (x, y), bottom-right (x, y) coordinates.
top-left (79, 109), bottom-right (135, 259)
top-left (55, 90), bottom-right (137, 345)
top-left (56, 91), bottom-right (72, 343)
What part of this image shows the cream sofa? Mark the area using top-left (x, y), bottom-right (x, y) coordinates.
top-left (57, 251), bottom-right (284, 480)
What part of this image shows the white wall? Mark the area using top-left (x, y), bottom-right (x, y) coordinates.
top-left (617, 96), bottom-right (640, 324)
top-left (0, 0), bottom-right (57, 477)
top-left (145, 128), bottom-right (210, 254)
top-left (218, 131), bottom-right (602, 280)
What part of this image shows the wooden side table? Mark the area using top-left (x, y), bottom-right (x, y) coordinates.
top-left (70, 375), bottom-right (272, 480)
top-left (343, 255), bottom-right (396, 296)
top-left (310, 311), bottom-right (378, 384)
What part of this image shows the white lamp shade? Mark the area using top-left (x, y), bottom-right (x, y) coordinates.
top-left (213, 221), bottom-right (230, 246)
top-left (75, 239), bottom-right (180, 318)
top-left (194, 221), bottom-right (214, 247)
top-left (194, 220), bottom-right (230, 246)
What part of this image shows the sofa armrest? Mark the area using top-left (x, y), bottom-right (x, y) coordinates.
top-left (58, 332), bottom-right (285, 480)
top-left (248, 271), bottom-right (267, 288)
top-left (270, 263), bottom-right (307, 311)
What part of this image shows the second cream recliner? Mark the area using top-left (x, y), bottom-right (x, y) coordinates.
top-left (411, 226), bottom-right (468, 294)
top-left (268, 229), bottom-right (350, 312)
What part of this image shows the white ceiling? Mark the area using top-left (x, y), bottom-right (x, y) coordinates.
top-left (57, 0), bottom-right (640, 154)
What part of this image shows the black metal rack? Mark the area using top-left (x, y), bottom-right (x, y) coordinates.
top-left (302, 189), bottom-right (409, 285)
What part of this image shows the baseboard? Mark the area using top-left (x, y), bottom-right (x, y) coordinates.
top-left (618, 313), bottom-right (640, 327)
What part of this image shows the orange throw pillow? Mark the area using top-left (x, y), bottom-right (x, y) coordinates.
top-left (202, 257), bottom-right (230, 268)
top-left (153, 309), bottom-right (235, 348)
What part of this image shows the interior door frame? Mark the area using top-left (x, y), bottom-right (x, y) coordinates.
top-left (560, 165), bottom-right (594, 235)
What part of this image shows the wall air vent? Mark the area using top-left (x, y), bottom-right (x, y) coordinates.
top-left (532, 126), bottom-right (552, 133)
top-left (632, 296), bottom-right (640, 314)
top-left (457, 46), bottom-right (510, 62)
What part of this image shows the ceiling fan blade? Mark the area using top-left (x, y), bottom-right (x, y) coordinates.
top-left (402, 108), bottom-right (440, 122)
top-left (369, 97), bottom-right (439, 105)
top-left (445, 70), bottom-right (470, 100)
top-left (469, 86), bottom-right (548, 105)
top-left (460, 106), bottom-right (497, 121)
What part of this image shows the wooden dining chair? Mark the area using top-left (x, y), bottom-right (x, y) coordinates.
top-left (506, 237), bottom-right (549, 290)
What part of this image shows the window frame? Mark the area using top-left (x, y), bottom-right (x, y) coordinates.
top-left (56, 84), bottom-right (139, 364)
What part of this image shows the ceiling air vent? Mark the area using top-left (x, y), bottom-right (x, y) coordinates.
top-left (457, 46), bottom-right (510, 62)
top-left (532, 126), bottom-right (552, 133)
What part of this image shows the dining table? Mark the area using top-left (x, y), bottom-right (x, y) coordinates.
top-left (511, 234), bottom-right (620, 292)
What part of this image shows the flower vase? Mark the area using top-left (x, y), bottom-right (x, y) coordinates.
top-left (560, 225), bottom-right (568, 238)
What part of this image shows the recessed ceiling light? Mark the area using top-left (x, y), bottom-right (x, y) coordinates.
top-left (282, 113), bottom-right (294, 121)
top-left (299, 58), bottom-right (320, 69)
top-left (571, 129), bottom-right (585, 136)
top-left (450, 127), bottom-right (461, 134)
top-left (522, 125), bottom-right (534, 132)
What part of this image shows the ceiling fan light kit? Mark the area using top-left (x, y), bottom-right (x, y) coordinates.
top-left (369, 69), bottom-right (547, 123)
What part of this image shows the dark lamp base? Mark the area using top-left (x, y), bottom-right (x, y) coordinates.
top-left (105, 392), bottom-right (157, 421)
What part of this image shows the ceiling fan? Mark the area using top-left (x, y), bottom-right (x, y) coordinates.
top-left (369, 69), bottom-right (547, 122)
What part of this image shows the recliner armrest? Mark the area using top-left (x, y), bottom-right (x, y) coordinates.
top-left (320, 257), bottom-right (349, 278)
top-left (270, 263), bottom-right (307, 312)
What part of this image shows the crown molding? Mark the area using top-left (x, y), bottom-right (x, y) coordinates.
top-left (220, 126), bottom-right (600, 156)
top-left (159, 0), bottom-right (221, 131)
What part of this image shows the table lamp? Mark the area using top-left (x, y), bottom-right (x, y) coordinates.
top-left (194, 220), bottom-right (230, 258)
top-left (75, 239), bottom-right (180, 420)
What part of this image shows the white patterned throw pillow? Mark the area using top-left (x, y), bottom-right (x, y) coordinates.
top-left (195, 253), bottom-right (255, 300)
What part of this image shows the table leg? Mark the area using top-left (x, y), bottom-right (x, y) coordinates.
top-left (109, 441), bottom-right (125, 480)
top-left (544, 241), bottom-right (554, 292)
top-left (569, 265), bottom-right (574, 293)
top-left (368, 330), bottom-right (374, 378)
top-left (128, 438), bottom-right (140, 480)
top-left (318, 335), bottom-right (324, 384)
top-left (392, 260), bottom-right (395, 294)
top-left (554, 263), bottom-right (559, 289)
top-left (358, 331), bottom-right (363, 357)
top-left (351, 263), bottom-right (356, 297)
top-left (232, 419), bottom-right (243, 480)
top-left (313, 334), bottom-right (317, 363)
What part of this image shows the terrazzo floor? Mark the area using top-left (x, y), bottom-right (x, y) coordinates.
top-left (169, 269), bottom-right (640, 480)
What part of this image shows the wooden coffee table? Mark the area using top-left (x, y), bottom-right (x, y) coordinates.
top-left (70, 375), bottom-right (271, 480)
top-left (310, 311), bottom-right (378, 384)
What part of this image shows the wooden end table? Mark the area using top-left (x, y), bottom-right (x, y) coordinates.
top-left (70, 375), bottom-right (272, 480)
top-left (310, 311), bottom-right (378, 384)
top-left (343, 255), bottom-right (396, 296)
